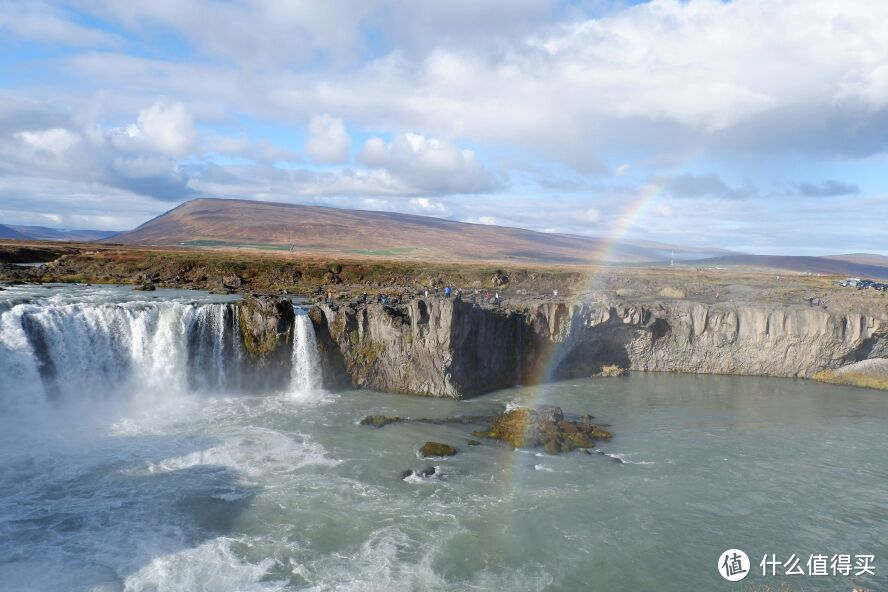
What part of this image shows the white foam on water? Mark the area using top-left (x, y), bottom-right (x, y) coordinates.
top-left (141, 428), bottom-right (340, 479)
top-left (605, 452), bottom-right (656, 465)
top-left (290, 526), bottom-right (558, 592)
top-left (123, 537), bottom-right (285, 592)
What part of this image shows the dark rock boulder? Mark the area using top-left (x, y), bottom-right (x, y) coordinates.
top-left (359, 415), bottom-right (402, 428)
top-left (419, 442), bottom-right (457, 457)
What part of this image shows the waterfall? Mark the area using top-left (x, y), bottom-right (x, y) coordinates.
top-left (290, 308), bottom-right (322, 394)
top-left (0, 300), bottom-right (244, 408)
top-left (0, 294), bottom-right (326, 410)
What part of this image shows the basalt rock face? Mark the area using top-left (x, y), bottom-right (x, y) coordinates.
top-left (309, 297), bottom-right (887, 399)
top-left (565, 301), bottom-right (886, 379)
top-left (310, 299), bottom-right (532, 397)
top-left (235, 296), bottom-right (295, 389)
top-left (525, 300), bottom-right (886, 380)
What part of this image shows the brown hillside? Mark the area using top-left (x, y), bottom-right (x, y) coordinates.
top-left (108, 198), bottom-right (729, 264)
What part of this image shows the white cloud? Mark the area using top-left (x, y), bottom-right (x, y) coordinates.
top-left (464, 215), bottom-right (497, 225)
top-left (306, 114), bottom-right (350, 163)
top-left (358, 132), bottom-right (495, 194)
top-left (117, 100), bottom-right (196, 158)
top-left (17, 128), bottom-right (79, 154)
top-left (408, 197), bottom-right (448, 213)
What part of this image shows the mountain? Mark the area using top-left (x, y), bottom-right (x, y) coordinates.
top-left (681, 254), bottom-right (888, 279)
top-left (107, 198), bottom-right (734, 264)
top-left (0, 224), bottom-right (28, 239)
top-left (6, 225), bottom-right (118, 242)
top-left (824, 253), bottom-right (888, 267)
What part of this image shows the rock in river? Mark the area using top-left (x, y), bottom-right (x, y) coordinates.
top-left (474, 405), bottom-right (611, 454)
top-left (419, 442), bottom-right (457, 457)
top-left (359, 415), bottom-right (402, 428)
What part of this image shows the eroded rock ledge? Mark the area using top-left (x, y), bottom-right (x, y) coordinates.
top-left (309, 296), bottom-right (887, 398)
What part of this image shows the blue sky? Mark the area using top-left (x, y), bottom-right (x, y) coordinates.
top-left (0, 0), bottom-right (886, 255)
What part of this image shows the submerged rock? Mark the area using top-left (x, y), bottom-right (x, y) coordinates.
top-left (359, 415), bottom-right (402, 428)
top-left (466, 439), bottom-right (481, 446)
top-left (419, 442), bottom-right (457, 457)
top-left (475, 405), bottom-right (611, 454)
top-left (134, 283), bottom-right (156, 291)
top-left (400, 465), bottom-right (441, 481)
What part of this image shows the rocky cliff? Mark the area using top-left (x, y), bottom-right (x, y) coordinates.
top-left (234, 296), bottom-right (295, 390)
top-left (308, 297), bottom-right (887, 398)
top-left (310, 299), bottom-right (530, 397)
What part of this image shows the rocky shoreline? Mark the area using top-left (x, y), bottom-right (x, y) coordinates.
top-left (3, 245), bottom-right (887, 397)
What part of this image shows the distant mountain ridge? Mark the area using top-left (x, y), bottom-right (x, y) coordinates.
top-left (106, 198), bottom-right (735, 264)
top-left (682, 254), bottom-right (888, 280)
top-left (0, 224), bottom-right (28, 239)
top-left (6, 225), bottom-right (118, 242)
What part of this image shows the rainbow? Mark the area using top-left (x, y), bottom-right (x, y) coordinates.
top-left (494, 173), bottom-right (683, 495)
top-left (529, 174), bottom-right (678, 385)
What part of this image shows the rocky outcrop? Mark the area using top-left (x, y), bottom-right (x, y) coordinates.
top-left (235, 296), bottom-right (295, 390)
top-left (309, 297), bottom-right (887, 398)
top-left (474, 405), bottom-right (612, 454)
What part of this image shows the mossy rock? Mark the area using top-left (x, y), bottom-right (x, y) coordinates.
top-left (419, 442), bottom-right (457, 457)
top-left (359, 415), bottom-right (401, 428)
top-left (237, 296), bottom-right (295, 364)
top-left (476, 406), bottom-right (612, 454)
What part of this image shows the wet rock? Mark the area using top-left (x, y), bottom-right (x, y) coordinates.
top-left (359, 415), bottom-right (402, 428)
top-left (466, 439), bottom-right (481, 446)
top-left (535, 405), bottom-right (564, 423)
top-left (475, 405), bottom-right (611, 454)
top-left (134, 283), bottom-right (156, 291)
top-left (237, 296), bottom-right (295, 365)
top-left (400, 466), bottom-right (440, 481)
top-left (419, 442), bottom-right (457, 457)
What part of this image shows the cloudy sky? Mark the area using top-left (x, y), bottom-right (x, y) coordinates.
top-left (1, 0), bottom-right (886, 255)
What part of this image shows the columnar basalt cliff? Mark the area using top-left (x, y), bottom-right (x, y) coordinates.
top-left (310, 299), bottom-right (531, 397)
top-left (308, 297), bottom-right (887, 398)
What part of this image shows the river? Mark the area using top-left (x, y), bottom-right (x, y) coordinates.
top-left (0, 284), bottom-right (885, 591)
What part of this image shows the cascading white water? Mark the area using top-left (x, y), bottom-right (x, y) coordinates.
top-left (0, 299), bottom-right (249, 408)
top-left (290, 308), bottom-right (322, 394)
top-left (0, 288), bottom-right (325, 412)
